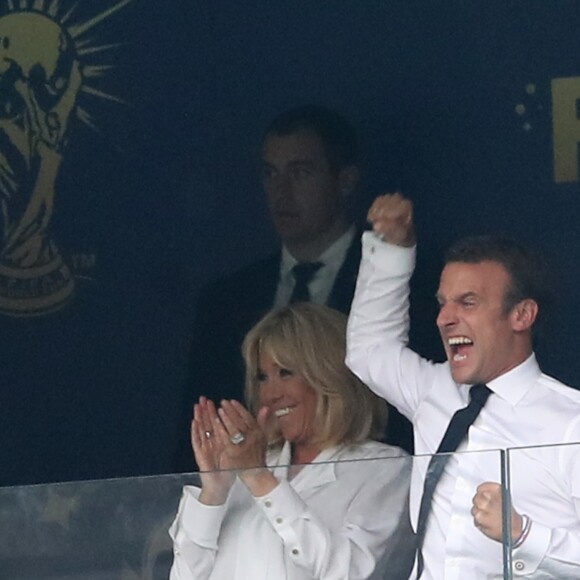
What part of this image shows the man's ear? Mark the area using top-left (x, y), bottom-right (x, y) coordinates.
top-left (337, 165), bottom-right (360, 198)
top-left (511, 299), bottom-right (538, 332)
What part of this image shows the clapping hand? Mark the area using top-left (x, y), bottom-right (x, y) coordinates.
top-left (215, 400), bottom-right (270, 471)
top-left (216, 400), bottom-right (279, 497)
top-left (193, 398), bottom-right (279, 500)
top-left (191, 396), bottom-right (235, 505)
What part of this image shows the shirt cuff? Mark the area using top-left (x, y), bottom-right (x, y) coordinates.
top-left (255, 478), bottom-right (305, 525)
top-left (361, 231), bottom-right (416, 276)
top-left (512, 520), bottom-right (551, 576)
top-left (177, 486), bottom-right (228, 548)
top-left (254, 479), bottom-right (309, 562)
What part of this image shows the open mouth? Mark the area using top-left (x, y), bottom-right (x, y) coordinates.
top-left (448, 336), bottom-right (473, 362)
top-left (274, 406), bottom-right (295, 418)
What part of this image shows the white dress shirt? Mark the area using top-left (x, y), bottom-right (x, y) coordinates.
top-left (274, 226), bottom-right (356, 307)
top-left (346, 232), bottom-right (580, 579)
top-left (169, 439), bottom-right (413, 580)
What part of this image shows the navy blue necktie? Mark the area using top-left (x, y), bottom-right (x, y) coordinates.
top-left (416, 383), bottom-right (492, 578)
top-left (289, 262), bottom-right (323, 304)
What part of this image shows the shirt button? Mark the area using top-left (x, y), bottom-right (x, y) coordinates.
top-left (276, 517), bottom-right (283, 524)
top-left (514, 560), bottom-right (525, 572)
top-left (291, 548), bottom-right (299, 556)
top-left (264, 500), bottom-right (272, 508)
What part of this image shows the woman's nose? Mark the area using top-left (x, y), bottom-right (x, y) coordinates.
top-left (260, 378), bottom-right (283, 405)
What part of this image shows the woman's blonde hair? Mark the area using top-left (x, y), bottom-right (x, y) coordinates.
top-left (242, 303), bottom-right (388, 448)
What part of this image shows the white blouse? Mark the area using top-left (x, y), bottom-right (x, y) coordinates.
top-left (169, 440), bottom-right (413, 579)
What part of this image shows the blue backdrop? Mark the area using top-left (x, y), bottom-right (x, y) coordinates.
top-left (1, 0), bottom-right (579, 486)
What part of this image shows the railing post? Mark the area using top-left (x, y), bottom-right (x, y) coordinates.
top-left (500, 448), bottom-right (513, 579)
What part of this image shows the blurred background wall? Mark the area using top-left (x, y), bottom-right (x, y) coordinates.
top-left (1, 0), bottom-right (579, 486)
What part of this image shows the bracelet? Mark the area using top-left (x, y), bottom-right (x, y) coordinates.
top-left (512, 514), bottom-right (532, 549)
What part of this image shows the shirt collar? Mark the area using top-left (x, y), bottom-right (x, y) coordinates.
top-left (486, 353), bottom-right (541, 405)
top-left (267, 441), bottom-right (344, 487)
top-left (279, 226), bottom-right (356, 279)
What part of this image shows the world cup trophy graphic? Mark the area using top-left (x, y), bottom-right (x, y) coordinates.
top-left (0, 0), bottom-right (131, 316)
top-left (0, 11), bottom-right (82, 315)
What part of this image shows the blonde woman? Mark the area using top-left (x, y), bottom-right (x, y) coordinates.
top-left (170, 303), bottom-right (413, 579)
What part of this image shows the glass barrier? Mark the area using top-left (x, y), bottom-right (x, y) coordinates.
top-left (412, 448), bottom-right (509, 579)
top-left (0, 472), bottom-right (189, 580)
top-left (0, 451), bottom-right (414, 580)
top-left (504, 441), bottom-right (580, 580)
top-left (0, 447), bottom-right (533, 579)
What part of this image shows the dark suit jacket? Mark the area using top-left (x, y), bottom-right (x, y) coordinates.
top-left (174, 233), bottom-right (414, 471)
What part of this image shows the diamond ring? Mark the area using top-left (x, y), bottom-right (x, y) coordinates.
top-left (230, 432), bottom-right (245, 445)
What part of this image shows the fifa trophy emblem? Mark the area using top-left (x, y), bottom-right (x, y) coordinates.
top-left (0, 0), bottom-right (130, 316)
top-left (0, 12), bottom-right (81, 315)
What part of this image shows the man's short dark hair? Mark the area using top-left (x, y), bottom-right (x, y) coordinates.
top-left (265, 105), bottom-right (359, 172)
top-left (445, 235), bottom-right (552, 325)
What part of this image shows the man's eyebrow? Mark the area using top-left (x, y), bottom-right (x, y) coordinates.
top-left (435, 291), bottom-right (478, 303)
top-left (458, 291), bottom-right (478, 299)
top-left (455, 291), bottom-right (479, 303)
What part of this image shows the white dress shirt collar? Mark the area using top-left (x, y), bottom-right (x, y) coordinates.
top-left (275, 226), bottom-right (356, 307)
top-left (485, 353), bottom-right (541, 405)
top-left (269, 440), bottom-right (344, 468)
top-left (268, 441), bottom-right (348, 489)
top-left (279, 225), bottom-right (356, 276)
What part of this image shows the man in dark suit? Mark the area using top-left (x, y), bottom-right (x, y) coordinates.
top-left (175, 106), bottom-right (412, 471)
